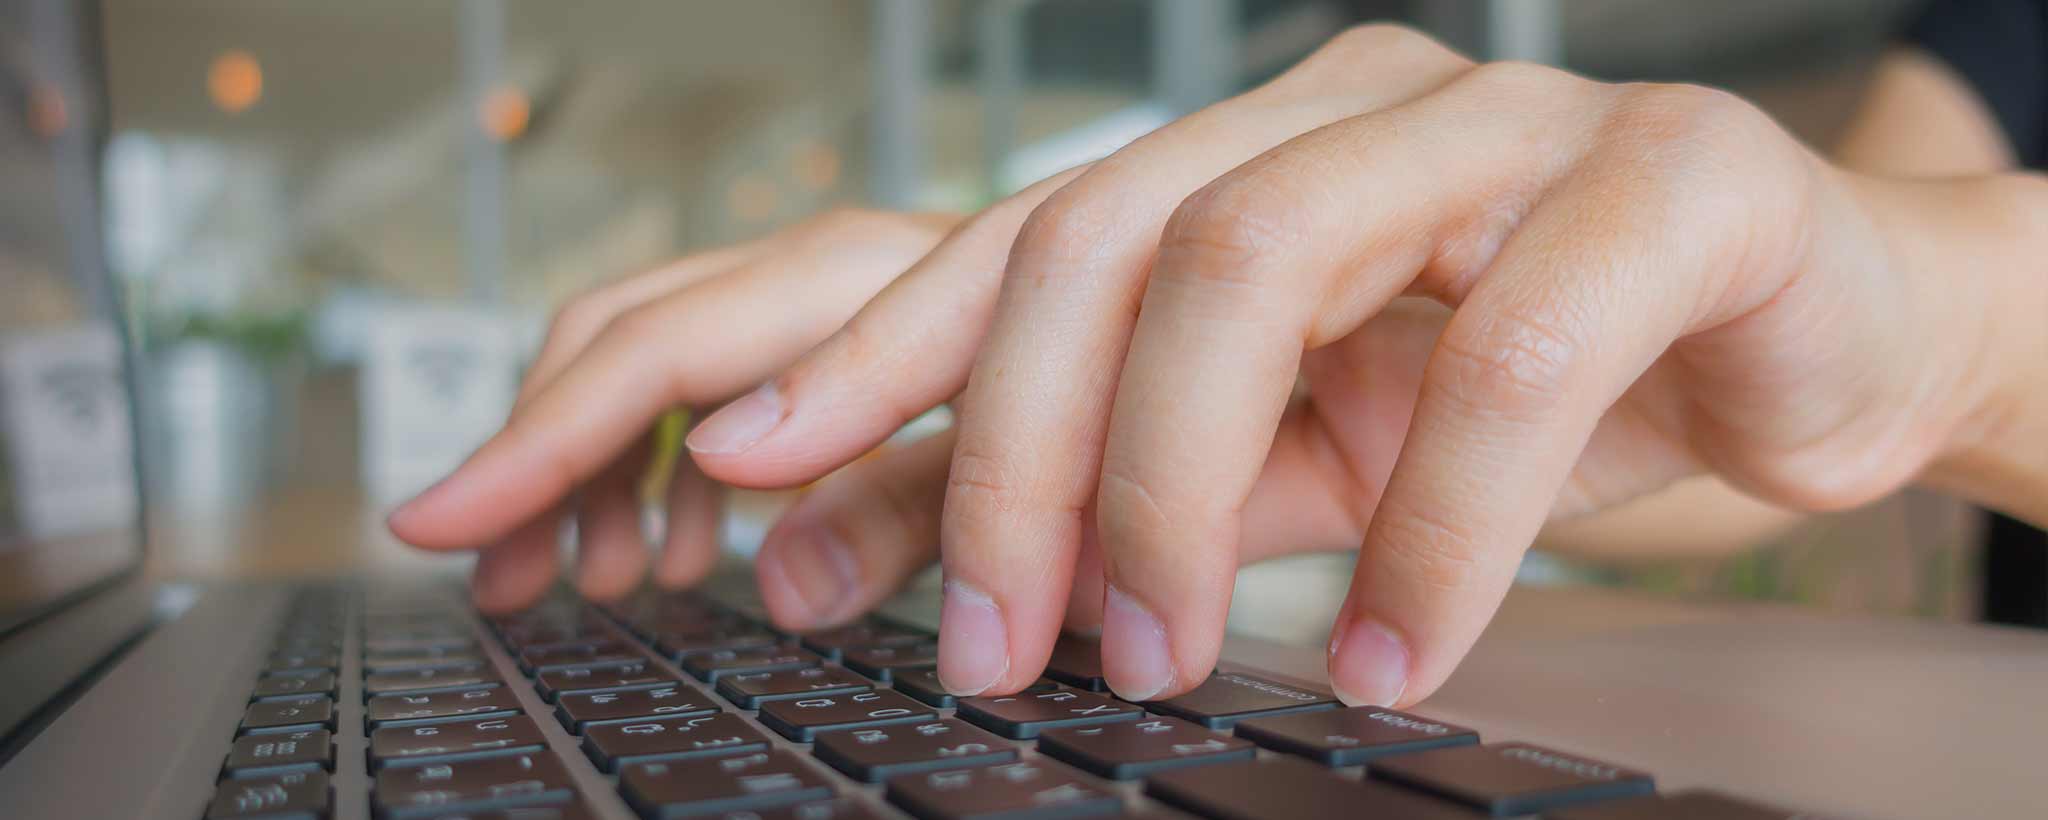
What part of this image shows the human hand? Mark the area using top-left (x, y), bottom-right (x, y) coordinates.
top-left (392, 24), bottom-right (2047, 710)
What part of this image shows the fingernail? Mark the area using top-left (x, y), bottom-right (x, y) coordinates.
top-left (937, 580), bottom-right (1008, 696)
top-left (770, 529), bottom-right (860, 626)
top-left (686, 382), bottom-right (783, 455)
top-left (1328, 617), bottom-right (1409, 707)
top-left (1101, 584), bottom-right (1174, 701)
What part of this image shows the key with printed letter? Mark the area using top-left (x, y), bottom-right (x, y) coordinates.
top-left (893, 669), bottom-right (1056, 709)
top-left (1143, 671), bottom-right (1338, 729)
top-left (370, 715), bottom-right (548, 770)
top-left (619, 750), bottom-right (836, 818)
top-left (954, 688), bottom-right (1144, 739)
top-left (842, 642), bottom-right (939, 682)
top-left (240, 695), bottom-right (335, 733)
top-left (372, 751), bottom-right (576, 818)
top-left (581, 712), bottom-right (772, 772)
top-left (368, 686), bottom-right (521, 728)
top-left (1234, 707), bottom-right (1479, 766)
top-left (680, 646), bottom-right (822, 682)
top-left (715, 665), bottom-right (873, 709)
top-left (884, 759), bottom-right (1123, 820)
top-left (366, 664), bottom-right (501, 697)
top-left (535, 660), bottom-right (678, 700)
top-left (518, 640), bottom-right (645, 673)
top-left (205, 770), bottom-right (330, 819)
top-left (223, 729), bottom-right (332, 777)
top-left (811, 718), bottom-right (1017, 782)
top-left (251, 672), bottom-right (336, 700)
top-left (554, 685), bottom-right (718, 732)
top-left (1037, 716), bottom-right (1255, 780)
top-left (798, 621), bottom-right (928, 661)
top-left (654, 628), bottom-right (779, 660)
top-left (1367, 742), bottom-right (1655, 816)
top-left (756, 689), bottom-right (938, 742)
top-left (1147, 755), bottom-right (1476, 820)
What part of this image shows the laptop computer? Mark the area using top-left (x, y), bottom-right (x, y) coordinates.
top-left (2, 7), bottom-right (2045, 820)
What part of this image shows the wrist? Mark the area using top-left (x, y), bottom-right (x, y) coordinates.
top-left (1911, 174), bottom-right (2048, 526)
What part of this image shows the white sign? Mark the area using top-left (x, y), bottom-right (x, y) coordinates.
top-left (0, 322), bottom-right (140, 542)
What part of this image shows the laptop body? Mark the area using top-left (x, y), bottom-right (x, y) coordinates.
top-left (2, 5), bottom-right (2045, 820)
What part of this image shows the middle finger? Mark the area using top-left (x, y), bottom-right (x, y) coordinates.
top-left (936, 26), bottom-right (1477, 697)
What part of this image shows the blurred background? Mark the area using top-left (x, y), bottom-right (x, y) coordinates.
top-left (5, 0), bottom-right (1988, 640)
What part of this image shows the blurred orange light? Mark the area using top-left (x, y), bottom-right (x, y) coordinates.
top-left (727, 175), bottom-right (780, 223)
top-left (479, 86), bottom-right (530, 141)
top-left (207, 50), bottom-right (263, 114)
top-left (28, 84), bottom-right (66, 137)
top-left (794, 141), bottom-right (841, 192)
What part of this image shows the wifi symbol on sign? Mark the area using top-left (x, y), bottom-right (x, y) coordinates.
top-left (407, 344), bottom-right (478, 405)
top-left (36, 363), bottom-right (113, 433)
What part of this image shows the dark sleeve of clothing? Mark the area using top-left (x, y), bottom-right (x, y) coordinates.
top-left (1906, 0), bottom-right (2048, 166)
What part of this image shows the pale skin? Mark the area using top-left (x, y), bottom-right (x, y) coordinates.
top-left (390, 27), bottom-right (2048, 709)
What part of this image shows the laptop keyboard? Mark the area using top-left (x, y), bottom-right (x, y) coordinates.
top-left (199, 585), bottom-right (1803, 819)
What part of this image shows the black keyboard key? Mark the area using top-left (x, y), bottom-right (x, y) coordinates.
top-left (726, 799), bottom-right (882, 820)
top-left (1037, 716), bottom-right (1254, 780)
top-left (265, 652), bottom-right (340, 674)
top-left (955, 688), bottom-right (1143, 739)
top-left (365, 650), bottom-right (487, 673)
top-left (371, 715), bottom-right (549, 769)
top-left (798, 622), bottom-right (928, 660)
top-left (884, 758), bottom-right (1122, 820)
top-left (681, 647), bottom-right (822, 682)
top-left (240, 696), bottom-right (335, 733)
top-left (842, 642), bottom-right (939, 682)
top-left (364, 635), bottom-right (476, 655)
top-left (372, 751), bottom-right (575, 818)
top-left (367, 665), bottom-right (501, 696)
top-left (555, 684), bottom-right (718, 732)
top-left (1544, 790), bottom-right (1806, 819)
top-left (1143, 672), bottom-right (1337, 729)
top-left (1043, 637), bottom-right (1107, 691)
top-left (406, 802), bottom-right (598, 820)
top-left (715, 665), bottom-right (873, 709)
top-left (368, 686), bottom-right (520, 727)
top-left (620, 749), bottom-right (835, 818)
top-left (812, 717), bottom-right (1016, 783)
top-left (205, 770), bottom-right (330, 819)
top-left (757, 689), bottom-right (938, 742)
top-left (223, 728), bottom-right (332, 776)
top-left (535, 660), bottom-right (678, 700)
top-left (582, 712), bottom-right (772, 772)
top-left (1147, 755), bottom-right (1474, 820)
top-left (654, 628), bottom-right (780, 660)
top-left (893, 670), bottom-right (1057, 709)
top-left (1367, 742), bottom-right (1654, 816)
top-left (252, 672), bottom-right (336, 700)
top-left (518, 641), bottom-right (644, 673)
top-left (1234, 707), bottom-right (1478, 766)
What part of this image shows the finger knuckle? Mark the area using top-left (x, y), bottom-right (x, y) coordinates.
top-left (1373, 496), bottom-right (1486, 593)
top-left (1156, 173), bottom-right (1312, 286)
top-left (545, 293), bottom-right (612, 348)
top-left (1428, 306), bottom-right (1583, 418)
top-left (1463, 60), bottom-right (1582, 97)
top-left (1601, 83), bottom-right (1766, 157)
top-left (942, 443), bottom-right (1024, 522)
top-left (1009, 183), bottom-right (1128, 274)
top-left (1316, 23), bottom-right (1459, 69)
